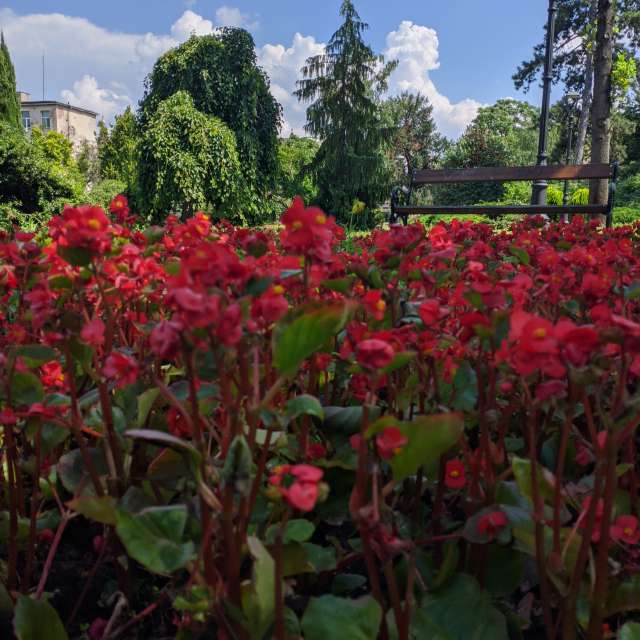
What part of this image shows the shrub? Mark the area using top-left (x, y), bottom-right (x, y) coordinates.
top-left (617, 173), bottom-right (640, 206)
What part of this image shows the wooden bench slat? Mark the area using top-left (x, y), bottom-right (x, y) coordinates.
top-left (412, 164), bottom-right (612, 185)
top-left (394, 204), bottom-right (609, 216)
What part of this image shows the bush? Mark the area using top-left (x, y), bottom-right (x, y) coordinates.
top-left (617, 173), bottom-right (640, 206)
top-left (87, 179), bottom-right (127, 210)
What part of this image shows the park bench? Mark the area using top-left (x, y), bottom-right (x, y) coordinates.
top-left (390, 162), bottom-right (619, 228)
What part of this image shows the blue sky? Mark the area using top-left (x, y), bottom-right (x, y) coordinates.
top-left (0, 1), bottom-right (554, 137)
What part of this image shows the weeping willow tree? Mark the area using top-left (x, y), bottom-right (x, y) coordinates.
top-left (294, 0), bottom-right (397, 221)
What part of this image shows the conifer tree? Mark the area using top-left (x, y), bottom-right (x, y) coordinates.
top-left (0, 32), bottom-right (21, 129)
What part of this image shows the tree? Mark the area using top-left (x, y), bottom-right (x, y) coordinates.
top-left (0, 32), bottom-right (20, 129)
top-left (0, 121), bottom-right (83, 217)
top-left (439, 99), bottom-right (542, 204)
top-left (139, 30), bottom-right (281, 218)
top-left (276, 134), bottom-right (320, 207)
top-left (381, 92), bottom-right (448, 184)
top-left (99, 106), bottom-right (139, 188)
top-left (514, 0), bottom-right (639, 165)
top-left (137, 91), bottom-right (241, 220)
top-left (294, 0), bottom-right (397, 220)
top-left (589, 0), bottom-right (616, 206)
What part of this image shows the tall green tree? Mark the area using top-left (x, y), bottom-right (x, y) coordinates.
top-left (0, 32), bottom-right (21, 129)
top-left (381, 92), bottom-right (448, 184)
top-left (137, 91), bottom-right (241, 221)
top-left (139, 29), bottom-right (281, 219)
top-left (294, 0), bottom-right (397, 219)
top-left (99, 106), bottom-right (139, 187)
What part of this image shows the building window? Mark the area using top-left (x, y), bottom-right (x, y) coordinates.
top-left (41, 110), bottom-right (51, 130)
top-left (21, 111), bottom-right (31, 131)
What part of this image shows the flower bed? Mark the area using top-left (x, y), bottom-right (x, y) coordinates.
top-left (1, 197), bottom-right (640, 639)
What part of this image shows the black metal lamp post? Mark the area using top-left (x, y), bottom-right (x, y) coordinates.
top-left (531, 0), bottom-right (558, 206)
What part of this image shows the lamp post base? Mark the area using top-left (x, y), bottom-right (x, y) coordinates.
top-left (531, 180), bottom-right (548, 207)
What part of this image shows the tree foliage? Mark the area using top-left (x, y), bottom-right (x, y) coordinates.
top-left (139, 30), bottom-right (281, 217)
top-left (0, 122), bottom-right (84, 218)
top-left (295, 0), bottom-right (397, 220)
top-left (99, 106), bottom-right (139, 188)
top-left (437, 99), bottom-right (542, 205)
top-left (276, 134), bottom-right (320, 208)
top-left (381, 92), bottom-right (448, 183)
top-left (0, 32), bottom-right (20, 129)
top-left (137, 91), bottom-right (241, 220)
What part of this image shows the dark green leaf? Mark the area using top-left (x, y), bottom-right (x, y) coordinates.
top-left (10, 372), bottom-right (44, 406)
top-left (67, 495), bottom-right (117, 525)
top-left (286, 394), bottom-right (324, 421)
top-left (242, 536), bottom-right (276, 640)
top-left (301, 595), bottom-right (382, 640)
top-left (13, 596), bottom-right (69, 640)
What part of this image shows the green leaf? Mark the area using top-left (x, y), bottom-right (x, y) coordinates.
top-left (321, 276), bottom-right (356, 293)
top-left (382, 351), bottom-right (416, 375)
top-left (620, 622), bottom-right (640, 640)
top-left (115, 505), bottom-right (195, 574)
top-left (10, 345), bottom-right (57, 368)
top-left (242, 536), bottom-right (276, 640)
top-left (266, 519), bottom-right (315, 544)
top-left (67, 495), bottom-right (117, 525)
top-left (301, 595), bottom-right (382, 640)
top-left (418, 574), bottom-right (508, 640)
top-left (483, 545), bottom-right (524, 597)
top-left (137, 388), bottom-right (160, 428)
top-left (624, 282), bottom-right (640, 301)
top-left (58, 246), bottom-right (93, 267)
top-left (511, 456), bottom-right (556, 505)
top-left (10, 372), bottom-right (44, 406)
top-left (452, 361), bottom-right (478, 412)
top-left (13, 596), bottom-right (69, 640)
top-left (274, 303), bottom-right (354, 377)
top-left (323, 405), bottom-right (381, 435)
top-left (606, 575), bottom-right (640, 616)
top-left (509, 246), bottom-right (530, 266)
top-left (125, 429), bottom-right (201, 467)
top-left (388, 414), bottom-right (464, 481)
top-left (0, 580), bottom-right (12, 618)
top-left (221, 435), bottom-right (252, 496)
top-left (57, 448), bottom-right (108, 496)
top-left (286, 394), bottom-right (324, 421)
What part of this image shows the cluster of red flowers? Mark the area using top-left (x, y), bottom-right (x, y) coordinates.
top-left (2, 196), bottom-right (640, 637)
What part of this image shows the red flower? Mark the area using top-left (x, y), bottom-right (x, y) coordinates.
top-left (167, 407), bottom-right (191, 438)
top-left (0, 408), bottom-right (17, 425)
top-left (41, 361), bottom-right (65, 389)
top-left (476, 509), bottom-right (508, 540)
top-left (150, 320), bottom-right (182, 358)
top-left (376, 427), bottom-right (408, 460)
top-left (356, 339), bottom-right (395, 370)
top-left (49, 205), bottom-right (112, 254)
top-left (363, 291), bottom-right (386, 321)
top-left (444, 459), bottom-right (466, 489)
top-left (81, 317), bottom-right (106, 347)
top-left (610, 515), bottom-right (640, 544)
top-left (419, 299), bottom-right (441, 325)
top-left (103, 352), bottom-right (139, 388)
top-left (307, 442), bottom-right (327, 460)
top-left (108, 195), bottom-right (130, 223)
top-left (217, 304), bottom-right (243, 346)
top-left (251, 289), bottom-right (289, 326)
top-left (269, 464), bottom-right (324, 512)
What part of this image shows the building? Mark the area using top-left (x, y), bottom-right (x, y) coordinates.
top-left (18, 92), bottom-right (98, 150)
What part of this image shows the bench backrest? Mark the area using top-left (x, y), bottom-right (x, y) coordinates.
top-left (412, 163), bottom-right (613, 186)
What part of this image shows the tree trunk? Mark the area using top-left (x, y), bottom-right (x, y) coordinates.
top-left (589, 0), bottom-right (615, 210)
top-left (574, 0), bottom-right (597, 164)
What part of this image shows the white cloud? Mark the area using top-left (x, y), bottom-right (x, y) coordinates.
top-left (258, 33), bottom-right (325, 136)
top-left (171, 10), bottom-right (215, 40)
top-left (61, 75), bottom-right (131, 122)
top-left (384, 21), bottom-right (483, 138)
top-left (215, 5), bottom-right (258, 30)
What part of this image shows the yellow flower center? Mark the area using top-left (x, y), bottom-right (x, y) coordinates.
top-left (393, 447), bottom-right (403, 455)
top-left (624, 526), bottom-right (634, 536)
top-left (450, 470), bottom-right (460, 478)
top-left (533, 328), bottom-right (547, 339)
top-left (292, 220), bottom-right (303, 231)
top-left (315, 214), bottom-right (327, 225)
top-left (272, 285), bottom-right (285, 295)
top-left (87, 219), bottom-right (101, 230)
top-left (114, 200), bottom-right (124, 209)
top-left (376, 300), bottom-right (386, 311)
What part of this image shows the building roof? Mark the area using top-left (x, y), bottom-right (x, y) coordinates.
top-left (20, 101), bottom-right (98, 118)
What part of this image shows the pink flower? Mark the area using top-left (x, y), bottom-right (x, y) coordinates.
top-left (445, 459), bottom-right (466, 489)
top-left (269, 464), bottom-right (324, 512)
top-left (610, 515), bottom-right (640, 544)
top-left (376, 427), bottom-right (408, 459)
top-left (81, 317), bottom-right (106, 347)
top-left (476, 509), bottom-right (508, 540)
top-left (103, 352), bottom-right (139, 388)
top-left (356, 339), bottom-right (395, 370)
